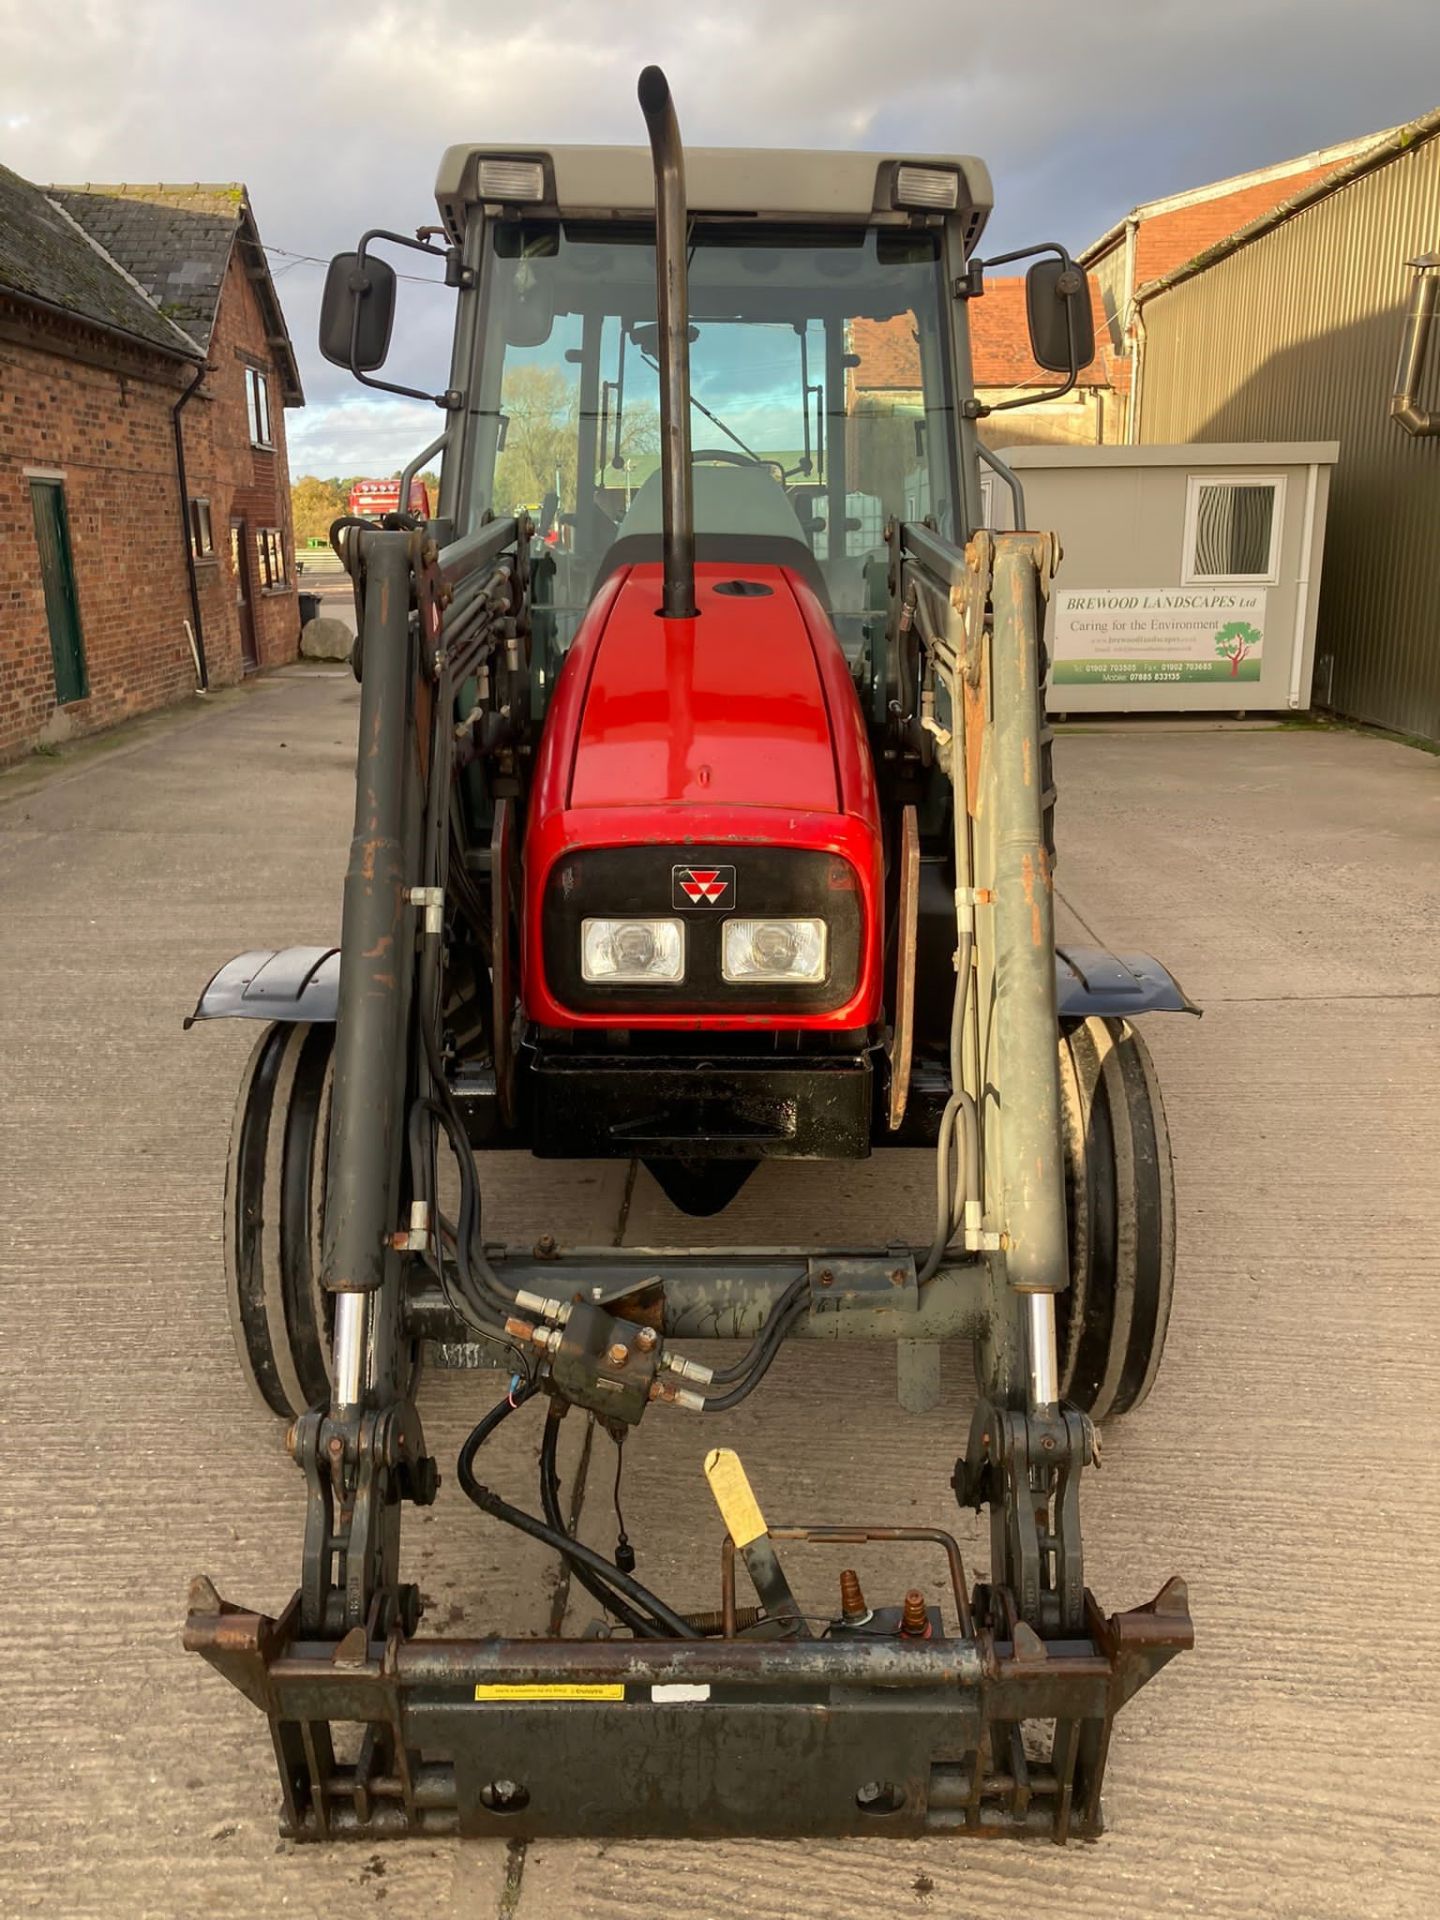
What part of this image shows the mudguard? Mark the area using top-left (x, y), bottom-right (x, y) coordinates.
top-left (185, 946), bottom-right (340, 1028)
top-left (186, 941), bottom-right (1197, 1030)
top-left (1055, 944), bottom-right (1198, 1020)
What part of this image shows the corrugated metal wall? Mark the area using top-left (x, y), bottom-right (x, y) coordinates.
top-left (1138, 134), bottom-right (1440, 741)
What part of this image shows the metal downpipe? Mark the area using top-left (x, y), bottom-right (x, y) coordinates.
top-left (172, 361), bottom-right (210, 690)
top-left (1391, 258), bottom-right (1440, 437)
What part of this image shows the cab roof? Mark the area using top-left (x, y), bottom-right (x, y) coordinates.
top-left (434, 144), bottom-right (992, 252)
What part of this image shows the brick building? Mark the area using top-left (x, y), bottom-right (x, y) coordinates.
top-left (1, 171), bottom-right (302, 763)
top-left (1080, 128), bottom-right (1389, 439)
top-left (849, 276), bottom-right (1128, 462)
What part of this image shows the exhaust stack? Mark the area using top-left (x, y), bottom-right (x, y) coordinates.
top-left (637, 65), bottom-right (696, 618)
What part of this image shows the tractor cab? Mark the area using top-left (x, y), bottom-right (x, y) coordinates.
top-left (440, 165), bottom-right (989, 663)
top-left (301, 112), bottom-right (1106, 1214)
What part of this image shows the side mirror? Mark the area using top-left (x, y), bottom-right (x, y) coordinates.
top-left (319, 252), bottom-right (397, 372)
top-left (503, 268), bottom-right (555, 349)
top-left (1025, 257), bottom-right (1095, 374)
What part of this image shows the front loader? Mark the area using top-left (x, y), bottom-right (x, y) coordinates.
top-left (185, 68), bottom-right (1194, 1841)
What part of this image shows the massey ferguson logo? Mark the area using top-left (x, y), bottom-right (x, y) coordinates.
top-left (673, 864), bottom-right (735, 909)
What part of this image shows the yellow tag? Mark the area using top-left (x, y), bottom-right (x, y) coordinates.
top-left (704, 1447), bottom-right (767, 1549)
top-left (474, 1683), bottom-right (625, 1702)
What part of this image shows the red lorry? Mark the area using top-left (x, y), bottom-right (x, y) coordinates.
top-left (346, 477), bottom-right (432, 520)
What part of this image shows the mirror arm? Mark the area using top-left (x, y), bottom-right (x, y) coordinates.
top-left (960, 239), bottom-right (1086, 418)
top-left (350, 228), bottom-right (463, 412)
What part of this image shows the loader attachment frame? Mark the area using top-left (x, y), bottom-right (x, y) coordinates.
top-left (185, 512), bottom-right (1191, 1842)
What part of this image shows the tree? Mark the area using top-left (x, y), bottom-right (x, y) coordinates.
top-left (291, 474), bottom-right (348, 544)
top-left (1214, 620), bottom-right (1261, 678)
top-left (494, 364), bottom-right (578, 511)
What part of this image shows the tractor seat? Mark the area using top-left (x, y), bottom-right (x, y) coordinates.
top-left (593, 465), bottom-right (831, 608)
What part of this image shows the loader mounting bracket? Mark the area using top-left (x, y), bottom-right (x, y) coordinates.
top-left (183, 1567), bottom-right (1192, 1842)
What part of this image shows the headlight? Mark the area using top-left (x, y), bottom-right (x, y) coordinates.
top-left (720, 918), bottom-right (827, 984)
top-left (581, 918), bottom-right (685, 983)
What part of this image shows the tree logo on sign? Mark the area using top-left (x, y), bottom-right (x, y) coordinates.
top-left (1214, 620), bottom-right (1261, 677)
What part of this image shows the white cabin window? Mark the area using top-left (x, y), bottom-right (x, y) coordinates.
top-left (1183, 474), bottom-right (1284, 584)
top-left (245, 367), bottom-right (273, 449)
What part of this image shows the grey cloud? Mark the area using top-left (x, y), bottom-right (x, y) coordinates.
top-left (4, 0), bottom-right (1437, 470)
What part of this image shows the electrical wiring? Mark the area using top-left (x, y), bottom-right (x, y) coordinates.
top-left (457, 1386), bottom-right (702, 1640)
top-left (537, 1406), bottom-right (661, 1639)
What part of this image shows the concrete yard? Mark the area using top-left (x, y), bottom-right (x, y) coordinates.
top-left (1, 669), bottom-right (1436, 1919)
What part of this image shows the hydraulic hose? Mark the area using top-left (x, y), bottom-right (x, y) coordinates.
top-left (696, 1293), bottom-right (809, 1411)
top-left (703, 1275), bottom-right (809, 1383)
top-left (918, 642), bottom-right (983, 1284)
top-left (457, 1386), bottom-right (702, 1640)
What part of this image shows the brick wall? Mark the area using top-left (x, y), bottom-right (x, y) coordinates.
top-left (0, 247), bottom-right (299, 765)
top-left (0, 306), bottom-right (196, 762)
top-left (186, 247), bottom-right (298, 680)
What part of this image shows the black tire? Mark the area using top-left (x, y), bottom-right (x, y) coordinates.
top-left (1056, 1016), bottom-right (1175, 1421)
top-left (224, 1021), bottom-right (337, 1418)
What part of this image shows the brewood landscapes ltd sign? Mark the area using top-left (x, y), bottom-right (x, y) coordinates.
top-left (1051, 586), bottom-right (1267, 686)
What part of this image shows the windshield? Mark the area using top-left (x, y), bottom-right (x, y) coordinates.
top-left (465, 219), bottom-right (960, 650)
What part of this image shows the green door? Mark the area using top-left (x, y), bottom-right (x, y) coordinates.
top-left (30, 480), bottom-right (88, 704)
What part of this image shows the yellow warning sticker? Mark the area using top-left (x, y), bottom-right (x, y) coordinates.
top-left (704, 1447), bottom-right (767, 1549)
top-left (474, 1683), bottom-right (625, 1702)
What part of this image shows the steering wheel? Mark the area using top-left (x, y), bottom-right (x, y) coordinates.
top-left (692, 447), bottom-right (786, 484)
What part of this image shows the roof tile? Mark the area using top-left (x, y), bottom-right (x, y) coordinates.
top-left (0, 163), bottom-right (199, 359)
top-left (48, 184), bottom-right (242, 348)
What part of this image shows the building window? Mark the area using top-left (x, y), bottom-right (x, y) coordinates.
top-left (189, 497), bottom-right (214, 558)
top-left (245, 366), bottom-right (273, 449)
top-left (1183, 474), bottom-right (1284, 584)
top-left (256, 527), bottom-right (288, 590)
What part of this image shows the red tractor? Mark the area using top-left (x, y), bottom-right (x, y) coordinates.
top-left (186, 68), bottom-right (1193, 1842)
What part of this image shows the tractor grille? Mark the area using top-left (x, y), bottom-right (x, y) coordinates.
top-left (541, 843), bottom-right (863, 1016)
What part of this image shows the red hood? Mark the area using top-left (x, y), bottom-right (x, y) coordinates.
top-left (567, 563), bottom-right (838, 813)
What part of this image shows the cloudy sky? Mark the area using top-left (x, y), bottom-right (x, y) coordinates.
top-left (7, 0), bottom-right (1438, 476)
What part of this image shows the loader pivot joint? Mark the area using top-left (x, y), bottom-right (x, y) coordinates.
top-left (295, 1399), bottom-right (435, 1634)
top-left (956, 1400), bottom-right (1093, 1636)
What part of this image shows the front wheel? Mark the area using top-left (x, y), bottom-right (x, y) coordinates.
top-left (224, 1021), bottom-right (337, 1418)
top-left (1056, 1016), bottom-right (1176, 1421)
